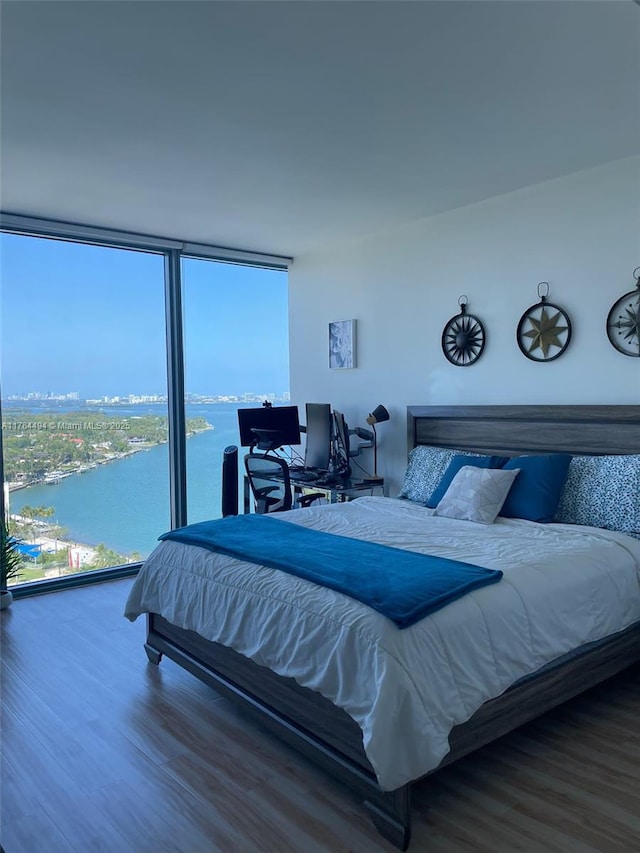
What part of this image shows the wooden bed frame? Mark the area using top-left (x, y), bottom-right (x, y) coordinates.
top-left (144, 405), bottom-right (640, 850)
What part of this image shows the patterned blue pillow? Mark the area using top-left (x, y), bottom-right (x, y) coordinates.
top-left (554, 454), bottom-right (640, 536)
top-left (398, 446), bottom-right (487, 505)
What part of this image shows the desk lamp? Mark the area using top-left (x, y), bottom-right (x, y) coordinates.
top-left (363, 405), bottom-right (390, 484)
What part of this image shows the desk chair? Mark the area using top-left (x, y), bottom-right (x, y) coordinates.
top-left (244, 453), bottom-right (325, 514)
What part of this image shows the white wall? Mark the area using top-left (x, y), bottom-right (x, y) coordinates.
top-left (289, 156), bottom-right (640, 494)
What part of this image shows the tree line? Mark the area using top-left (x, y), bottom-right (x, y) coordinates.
top-left (3, 412), bottom-right (210, 482)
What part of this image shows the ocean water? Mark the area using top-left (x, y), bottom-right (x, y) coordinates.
top-left (7, 403), bottom-right (251, 556)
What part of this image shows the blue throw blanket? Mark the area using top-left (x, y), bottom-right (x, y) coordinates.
top-left (159, 514), bottom-right (502, 629)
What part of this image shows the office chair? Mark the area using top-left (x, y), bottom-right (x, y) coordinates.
top-left (244, 453), bottom-right (325, 514)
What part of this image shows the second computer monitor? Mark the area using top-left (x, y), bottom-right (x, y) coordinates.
top-left (333, 411), bottom-right (350, 467)
top-left (304, 403), bottom-right (332, 470)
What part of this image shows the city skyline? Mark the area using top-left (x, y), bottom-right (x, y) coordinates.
top-left (4, 390), bottom-right (291, 404)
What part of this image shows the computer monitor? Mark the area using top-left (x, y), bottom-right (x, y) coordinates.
top-left (304, 403), bottom-right (332, 470)
top-left (333, 410), bottom-right (349, 458)
top-left (332, 410), bottom-right (351, 476)
top-left (237, 405), bottom-right (301, 449)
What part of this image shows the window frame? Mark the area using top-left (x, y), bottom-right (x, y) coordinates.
top-left (0, 212), bottom-right (291, 595)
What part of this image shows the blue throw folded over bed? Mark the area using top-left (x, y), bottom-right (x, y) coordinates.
top-left (159, 514), bottom-right (502, 629)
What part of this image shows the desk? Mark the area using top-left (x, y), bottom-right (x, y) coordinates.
top-left (243, 473), bottom-right (384, 514)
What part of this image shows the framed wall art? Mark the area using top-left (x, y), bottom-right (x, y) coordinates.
top-left (329, 319), bottom-right (356, 369)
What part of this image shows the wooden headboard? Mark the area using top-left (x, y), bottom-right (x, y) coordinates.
top-left (407, 405), bottom-right (640, 457)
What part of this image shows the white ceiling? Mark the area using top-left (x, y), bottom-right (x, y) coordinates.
top-left (1, 1), bottom-right (639, 257)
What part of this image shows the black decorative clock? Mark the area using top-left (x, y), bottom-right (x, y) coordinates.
top-left (516, 282), bottom-right (572, 362)
top-left (606, 268), bottom-right (640, 357)
top-left (441, 296), bottom-right (486, 366)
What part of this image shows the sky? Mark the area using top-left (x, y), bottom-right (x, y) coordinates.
top-left (0, 232), bottom-right (289, 399)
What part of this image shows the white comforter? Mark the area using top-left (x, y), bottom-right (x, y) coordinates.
top-left (124, 497), bottom-right (640, 791)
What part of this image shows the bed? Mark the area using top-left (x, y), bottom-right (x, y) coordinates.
top-left (124, 405), bottom-right (640, 850)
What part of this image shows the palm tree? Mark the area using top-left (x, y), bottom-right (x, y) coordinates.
top-left (1, 520), bottom-right (23, 593)
top-left (20, 504), bottom-right (37, 542)
top-left (49, 524), bottom-right (68, 552)
top-left (90, 543), bottom-right (126, 569)
top-left (35, 505), bottom-right (55, 526)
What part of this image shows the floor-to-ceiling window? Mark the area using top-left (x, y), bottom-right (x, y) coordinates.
top-left (181, 258), bottom-right (289, 523)
top-left (0, 221), bottom-right (291, 591)
top-left (0, 233), bottom-right (170, 583)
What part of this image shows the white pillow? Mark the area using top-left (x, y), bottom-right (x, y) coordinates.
top-left (434, 466), bottom-right (520, 524)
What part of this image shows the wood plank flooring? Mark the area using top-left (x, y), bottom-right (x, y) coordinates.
top-left (1, 579), bottom-right (639, 852)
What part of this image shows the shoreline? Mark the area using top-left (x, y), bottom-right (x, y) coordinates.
top-left (8, 443), bottom-right (157, 491)
top-left (10, 516), bottom-right (142, 580)
top-left (5, 414), bottom-right (224, 575)
top-left (11, 514), bottom-right (105, 556)
top-left (7, 424), bottom-right (213, 567)
top-left (7, 423), bottom-right (212, 492)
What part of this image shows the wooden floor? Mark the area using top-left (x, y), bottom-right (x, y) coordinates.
top-left (1, 581), bottom-right (639, 853)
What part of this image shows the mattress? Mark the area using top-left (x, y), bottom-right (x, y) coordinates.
top-left (124, 496), bottom-right (640, 790)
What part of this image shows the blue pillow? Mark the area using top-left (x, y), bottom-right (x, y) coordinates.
top-left (499, 454), bottom-right (572, 523)
top-left (427, 455), bottom-right (508, 508)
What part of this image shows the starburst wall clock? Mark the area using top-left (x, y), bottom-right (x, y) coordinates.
top-left (441, 296), bottom-right (486, 366)
top-left (516, 282), bottom-right (572, 362)
top-left (606, 268), bottom-right (640, 357)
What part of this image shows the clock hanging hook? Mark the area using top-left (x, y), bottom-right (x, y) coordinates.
top-left (537, 282), bottom-right (550, 302)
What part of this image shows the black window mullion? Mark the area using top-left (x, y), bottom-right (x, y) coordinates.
top-left (164, 249), bottom-right (187, 530)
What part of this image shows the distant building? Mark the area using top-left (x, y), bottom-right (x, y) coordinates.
top-left (68, 546), bottom-right (94, 568)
